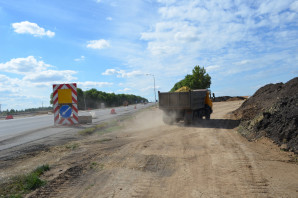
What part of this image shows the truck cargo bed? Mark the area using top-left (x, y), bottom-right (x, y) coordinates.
top-left (158, 90), bottom-right (207, 110)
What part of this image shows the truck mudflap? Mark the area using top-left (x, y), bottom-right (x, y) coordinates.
top-left (205, 104), bottom-right (212, 120)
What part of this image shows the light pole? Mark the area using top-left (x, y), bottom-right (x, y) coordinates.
top-left (146, 73), bottom-right (156, 103)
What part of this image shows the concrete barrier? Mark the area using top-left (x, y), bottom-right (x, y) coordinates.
top-left (78, 115), bottom-right (92, 124)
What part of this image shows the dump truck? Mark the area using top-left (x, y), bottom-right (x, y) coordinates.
top-left (158, 89), bottom-right (213, 124)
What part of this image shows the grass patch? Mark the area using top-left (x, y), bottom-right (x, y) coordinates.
top-left (79, 115), bottom-right (131, 136)
top-left (32, 164), bottom-right (50, 176)
top-left (65, 143), bottom-right (80, 150)
top-left (79, 122), bottom-right (110, 136)
top-left (78, 127), bottom-right (97, 135)
top-left (89, 162), bottom-right (104, 170)
top-left (0, 164), bottom-right (50, 197)
top-left (90, 162), bottom-right (98, 169)
top-left (102, 125), bottom-right (122, 133)
top-left (95, 122), bottom-right (109, 129)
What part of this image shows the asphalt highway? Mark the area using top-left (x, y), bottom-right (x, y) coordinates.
top-left (0, 103), bottom-right (154, 150)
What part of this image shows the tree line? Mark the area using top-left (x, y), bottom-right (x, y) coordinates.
top-left (0, 107), bottom-right (52, 116)
top-left (51, 88), bottom-right (148, 110)
top-left (170, 65), bottom-right (211, 92)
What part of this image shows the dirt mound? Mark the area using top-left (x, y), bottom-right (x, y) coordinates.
top-left (233, 77), bottom-right (298, 153)
top-left (213, 96), bottom-right (246, 102)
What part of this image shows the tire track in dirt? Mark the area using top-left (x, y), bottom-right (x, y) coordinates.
top-left (30, 165), bottom-right (85, 198)
top-left (214, 130), bottom-right (271, 197)
top-left (227, 137), bottom-right (269, 195)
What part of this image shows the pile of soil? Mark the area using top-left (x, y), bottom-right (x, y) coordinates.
top-left (233, 77), bottom-right (298, 153)
top-left (213, 96), bottom-right (247, 102)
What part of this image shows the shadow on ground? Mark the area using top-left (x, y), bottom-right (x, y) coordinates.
top-left (177, 119), bottom-right (240, 129)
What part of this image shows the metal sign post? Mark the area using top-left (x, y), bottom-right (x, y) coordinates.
top-left (53, 83), bottom-right (78, 125)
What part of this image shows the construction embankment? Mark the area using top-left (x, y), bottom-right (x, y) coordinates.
top-left (233, 77), bottom-right (298, 153)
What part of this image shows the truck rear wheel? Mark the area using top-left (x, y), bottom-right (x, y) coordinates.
top-left (205, 114), bottom-right (210, 120)
top-left (205, 108), bottom-right (211, 120)
top-left (194, 111), bottom-right (203, 120)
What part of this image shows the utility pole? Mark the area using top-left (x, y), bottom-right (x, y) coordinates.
top-left (0, 104), bottom-right (1, 112)
top-left (146, 74), bottom-right (156, 103)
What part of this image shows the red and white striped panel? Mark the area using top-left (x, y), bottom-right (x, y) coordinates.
top-left (53, 83), bottom-right (78, 125)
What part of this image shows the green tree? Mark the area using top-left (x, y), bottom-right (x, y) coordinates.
top-left (170, 65), bottom-right (211, 92)
top-left (50, 93), bottom-right (53, 104)
top-left (77, 88), bottom-right (84, 109)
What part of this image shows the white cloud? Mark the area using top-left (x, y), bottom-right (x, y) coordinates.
top-left (74, 56), bottom-right (85, 62)
top-left (106, 17), bottom-right (113, 21)
top-left (102, 69), bottom-right (118, 75)
top-left (0, 56), bottom-right (77, 83)
top-left (0, 56), bottom-right (51, 74)
top-left (206, 65), bottom-right (220, 72)
top-left (141, 85), bottom-right (161, 92)
top-left (235, 60), bottom-right (250, 65)
top-left (0, 74), bottom-right (22, 93)
top-left (257, 0), bottom-right (293, 15)
top-left (120, 70), bottom-right (143, 78)
top-left (102, 69), bottom-right (143, 78)
top-left (140, 0), bottom-right (298, 59)
top-left (87, 39), bottom-right (110, 49)
top-left (118, 88), bottom-right (131, 92)
top-left (157, 0), bottom-right (176, 5)
top-left (11, 21), bottom-right (55, 37)
top-left (290, 1), bottom-right (298, 12)
top-left (23, 70), bottom-right (77, 82)
top-left (78, 81), bottom-right (113, 89)
top-left (0, 74), bottom-right (10, 82)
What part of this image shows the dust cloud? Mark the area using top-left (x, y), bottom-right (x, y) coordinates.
top-left (122, 107), bottom-right (165, 132)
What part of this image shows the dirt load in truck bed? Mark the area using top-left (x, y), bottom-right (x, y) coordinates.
top-left (233, 77), bottom-right (298, 153)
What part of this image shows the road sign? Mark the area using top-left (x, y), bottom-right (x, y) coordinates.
top-left (53, 83), bottom-right (78, 125)
top-left (59, 105), bottom-right (72, 118)
top-left (58, 89), bottom-right (72, 104)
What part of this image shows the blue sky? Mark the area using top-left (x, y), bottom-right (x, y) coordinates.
top-left (0, 0), bottom-right (297, 110)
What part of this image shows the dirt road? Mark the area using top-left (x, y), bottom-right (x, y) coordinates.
top-left (1, 101), bottom-right (297, 197)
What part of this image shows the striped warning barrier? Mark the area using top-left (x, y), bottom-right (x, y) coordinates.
top-left (53, 83), bottom-right (78, 125)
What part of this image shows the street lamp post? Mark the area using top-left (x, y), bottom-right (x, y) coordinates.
top-left (146, 74), bottom-right (156, 103)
